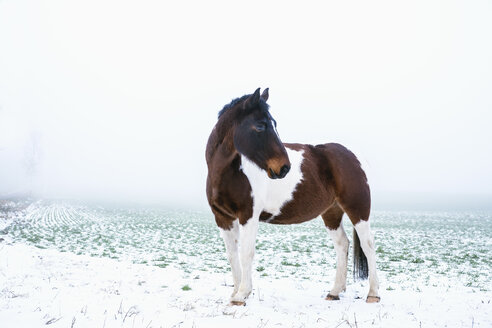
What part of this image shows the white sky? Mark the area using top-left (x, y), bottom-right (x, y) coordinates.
top-left (0, 0), bottom-right (491, 209)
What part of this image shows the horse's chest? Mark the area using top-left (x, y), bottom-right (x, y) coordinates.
top-left (240, 149), bottom-right (304, 217)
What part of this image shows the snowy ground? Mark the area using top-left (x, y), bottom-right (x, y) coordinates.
top-left (1, 200), bottom-right (491, 327)
top-left (1, 243), bottom-right (491, 328)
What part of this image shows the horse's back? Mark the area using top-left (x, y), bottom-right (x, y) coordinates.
top-left (314, 143), bottom-right (371, 222)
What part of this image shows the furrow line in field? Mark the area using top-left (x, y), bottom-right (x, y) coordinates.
top-left (50, 204), bottom-right (57, 227)
top-left (59, 206), bottom-right (71, 226)
top-left (71, 207), bottom-right (86, 226)
top-left (46, 204), bottom-right (55, 228)
top-left (53, 205), bottom-right (65, 226)
top-left (44, 204), bottom-right (52, 227)
top-left (54, 204), bottom-right (65, 226)
top-left (31, 205), bottom-right (46, 228)
top-left (71, 208), bottom-right (88, 227)
top-left (62, 205), bottom-right (77, 226)
top-left (52, 205), bottom-right (62, 227)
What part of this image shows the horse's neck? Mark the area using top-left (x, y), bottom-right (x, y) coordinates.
top-left (206, 125), bottom-right (238, 180)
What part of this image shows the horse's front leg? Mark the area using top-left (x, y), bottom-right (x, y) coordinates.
top-left (230, 216), bottom-right (259, 305)
top-left (219, 219), bottom-right (241, 298)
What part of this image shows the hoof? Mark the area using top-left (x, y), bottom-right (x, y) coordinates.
top-left (325, 294), bottom-right (340, 301)
top-left (366, 296), bottom-right (381, 303)
top-left (229, 300), bottom-right (246, 306)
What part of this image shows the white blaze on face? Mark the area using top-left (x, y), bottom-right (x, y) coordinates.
top-left (240, 147), bottom-right (304, 217)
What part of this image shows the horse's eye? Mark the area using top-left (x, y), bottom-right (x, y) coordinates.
top-left (255, 123), bottom-right (266, 132)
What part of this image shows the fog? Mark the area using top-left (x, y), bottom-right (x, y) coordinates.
top-left (1, 0), bottom-right (491, 210)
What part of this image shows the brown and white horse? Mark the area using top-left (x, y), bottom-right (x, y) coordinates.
top-left (206, 88), bottom-right (380, 305)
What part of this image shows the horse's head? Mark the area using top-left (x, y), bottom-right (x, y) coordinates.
top-left (232, 88), bottom-right (291, 179)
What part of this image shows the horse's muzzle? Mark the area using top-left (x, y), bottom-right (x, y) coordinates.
top-left (269, 164), bottom-right (291, 179)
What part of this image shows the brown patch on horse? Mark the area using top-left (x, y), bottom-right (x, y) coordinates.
top-left (321, 202), bottom-right (345, 230)
top-left (259, 211), bottom-right (273, 222)
top-left (314, 143), bottom-right (371, 225)
top-left (206, 145), bottom-right (253, 230)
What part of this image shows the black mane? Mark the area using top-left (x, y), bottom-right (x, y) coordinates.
top-left (218, 94), bottom-right (269, 119)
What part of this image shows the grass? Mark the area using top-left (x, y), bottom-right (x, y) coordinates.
top-left (281, 260), bottom-right (301, 267)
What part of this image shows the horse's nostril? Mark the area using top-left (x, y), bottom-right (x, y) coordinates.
top-left (279, 164), bottom-right (290, 178)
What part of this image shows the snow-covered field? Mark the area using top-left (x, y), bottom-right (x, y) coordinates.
top-left (1, 200), bottom-right (491, 327)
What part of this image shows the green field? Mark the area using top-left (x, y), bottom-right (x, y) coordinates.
top-left (2, 201), bottom-right (491, 292)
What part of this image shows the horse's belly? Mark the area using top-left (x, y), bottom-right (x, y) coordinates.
top-left (259, 210), bottom-right (318, 224)
top-left (259, 193), bottom-right (329, 224)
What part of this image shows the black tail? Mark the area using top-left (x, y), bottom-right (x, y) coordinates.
top-left (353, 227), bottom-right (368, 280)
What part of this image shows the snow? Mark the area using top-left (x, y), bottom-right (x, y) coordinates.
top-left (1, 242), bottom-right (491, 328)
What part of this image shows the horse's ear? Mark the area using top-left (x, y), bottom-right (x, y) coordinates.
top-left (260, 88), bottom-right (269, 102)
top-left (243, 88), bottom-right (261, 109)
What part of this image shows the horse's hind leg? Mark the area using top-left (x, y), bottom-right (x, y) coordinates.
top-left (353, 219), bottom-right (380, 302)
top-left (322, 203), bottom-right (348, 300)
top-left (342, 203), bottom-right (380, 302)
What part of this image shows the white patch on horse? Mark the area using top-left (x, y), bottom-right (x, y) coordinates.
top-left (354, 220), bottom-right (380, 298)
top-left (230, 215), bottom-right (260, 303)
top-left (219, 220), bottom-right (241, 297)
top-left (327, 224), bottom-right (349, 296)
top-left (240, 147), bottom-right (304, 217)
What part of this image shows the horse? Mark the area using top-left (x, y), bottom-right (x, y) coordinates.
top-left (205, 88), bottom-right (380, 306)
